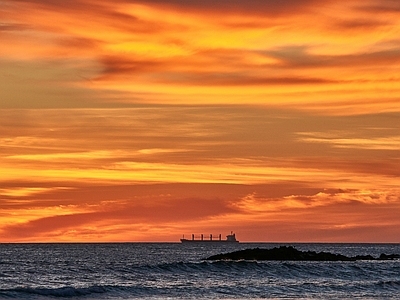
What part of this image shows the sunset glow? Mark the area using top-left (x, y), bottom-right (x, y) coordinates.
top-left (1, 0), bottom-right (400, 242)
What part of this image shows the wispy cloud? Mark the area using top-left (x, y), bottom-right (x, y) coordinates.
top-left (231, 188), bottom-right (400, 213)
top-left (0, 187), bottom-right (70, 197)
top-left (298, 132), bottom-right (400, 150)
top-left (3, 185), bottom-right (399, 242)
top-left (1, 0), bottom-right (400, 112)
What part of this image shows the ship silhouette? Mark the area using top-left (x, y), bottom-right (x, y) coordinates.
top-left (180, 231), bottom-right (239, 243)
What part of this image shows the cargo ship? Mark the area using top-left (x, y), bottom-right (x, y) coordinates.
top-left (180, 232), bottom-right (239, 243)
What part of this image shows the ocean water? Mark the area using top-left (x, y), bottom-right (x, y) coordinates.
top-left (0, 243), bottom-right (399, 299)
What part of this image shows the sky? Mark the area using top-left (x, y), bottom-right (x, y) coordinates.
top-left (1, 0), bottom-right (400, 242)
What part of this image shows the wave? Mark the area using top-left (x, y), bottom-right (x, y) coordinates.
top-left (376, 280), bottom-right (400, 289)
top-left (0, 286), bottom-right (108, 298)
top-left (3, 280), bottom-right (400, 299)
top-left (2, 280), bottom-right (400, 299)
top-left (152, 260), bottom-right (263, 272)
top-left (1, 262), bottom-right (398, 299)
top-left (139, 259), bottom-right (390, 273)
top-left (130, 260), bottom-right (400, 288)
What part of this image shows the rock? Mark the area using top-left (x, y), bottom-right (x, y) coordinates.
top-left (353, 255), bottom-right (375, 260)
top-left (206, 246), bottom-right (399, 261)
top-left (379, 253), bottom-right (400, 260)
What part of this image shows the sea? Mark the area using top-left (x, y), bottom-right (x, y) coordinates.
top-left (0, 243), bottom-right (399, 299)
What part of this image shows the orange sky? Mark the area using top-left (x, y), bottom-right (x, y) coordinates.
top-left (1, 0), bottom-right (400, 242)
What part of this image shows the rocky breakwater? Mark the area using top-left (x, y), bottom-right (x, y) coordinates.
top-left (206, 246), bottom-right (400, 261)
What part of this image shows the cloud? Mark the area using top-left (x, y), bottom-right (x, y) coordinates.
top-left (231, 188), bottom-right (400, 214)
top-left (8, 0), bottom-right (333, 19)
top-left (95, 48), bottom-right (344, 87)
top-left (2, 180), bottom-right (400, 242)
top-left (0, 23), bottom-right (30, 32)
top-left (96, 56), bottom-right (166, 80)
top-left (1, 108), bottom-right (399, 188)
top-left (298, 132), bottom-right (400, 150)
top-left (263, 46), bottom-right (400, 69)
top-left (6, 150), bottom-right (121, 161)
top-left (2, 0), bottom-right (400, 110)
top-left (334, 19), bottom-right (389, 30)
top-left (227, 188), bottom-right (400, 242)
top-left (127, 0), bottom-right (323, 16)
top-left (10, 0), bottom-right (105, 14)
top-left (0, 191), bottom-right (235, 240)
top-left (0, 187), bottom-right (70, 198)
top-left (358, 0), bottom-right (400, 13)
top-left (0, 180), bottom-right (319, 241)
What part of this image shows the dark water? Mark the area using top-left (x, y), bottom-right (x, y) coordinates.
top-left (0, 243), bottom-right (399, 299)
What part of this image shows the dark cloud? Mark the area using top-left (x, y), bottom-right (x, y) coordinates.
top-left (9, 0), bottom-right (162, 35)
top-left (334, 19), bottom-right (389, 30)
top-left (57, 37), bottom-right (100, 50)
top-left (0, 23), bottom-right (30, 31)
top-left (296, 157), bottom-right (400, 178)
top-left (11, 0), bottom-right (95, 11)
top-left (263, 46), bottom-right (400, 69)
top-left (358, 0), bottom-right (400, 13)
top-left (0, 196), bottom-right (233, 239)
top-left (0, 180), bottom-right (324, 239)
top-left (122, 0), bottom-right (323, 16)
top-left (98, 56), bottom-right (165, 78)
top-left (1, 213), bottom-right (95, 238)
top-left (0, 181), bottom-right (319, 209)
top-left (182, 74), bottom-right (338, 86)
top-left (95, 43), bottom-right (400, 88)
top-left (96, 53), bottom-right (339, 86)
top-left (10, 0), bottom-right (330, 19)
